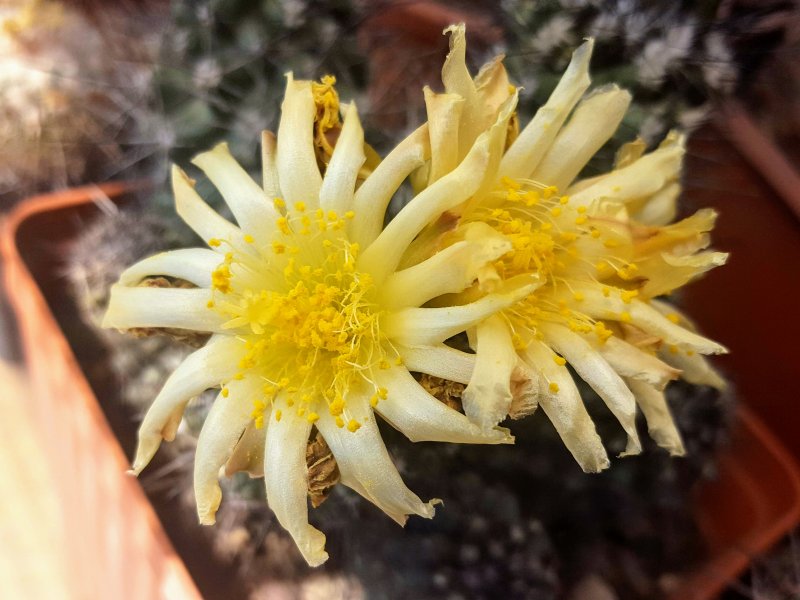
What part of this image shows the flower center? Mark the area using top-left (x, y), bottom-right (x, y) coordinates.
top-left (207, 201), bottom-right (392, 430)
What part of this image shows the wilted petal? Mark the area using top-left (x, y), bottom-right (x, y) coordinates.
top-left (374, 366), bottom-right (512, 444)
top-left (118, 248), bottom-right (219, 288)
top-left (225, 420), bottom-right (266, 478)
top-left (424, 87), bottom-right (464, 184)
top-left (462, 315), bottom-right (516, 429)
top-left (599, 336), bottom-right (680, 390)
top-left (540, 323), bottom-right (641, 456)
top-left (264, 398), bottom-right (328, 567)
top-left (659, 347), bottom-right (727, 390)
top-left (132, 335), bottom-right (245, 473)
top-left (521, 340), bottom-right (609, 472)
top-left (626, 378), bottom-right (685, 456)
top-left (194, 376), bottom-right (262, 524)
top-left (317, 391), bottom-right (436, 525)
top-left (103, 285), bottom-right (227, 332)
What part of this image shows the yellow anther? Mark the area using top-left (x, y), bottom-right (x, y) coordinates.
top-left (275, 409), bottom-right (282, 422)
top-left (559, 195), bottom-right (570, 205)
top-left (208, 238), bottom-right (221, 247)
top-left (602, 286), bottom-right (611, 297)
top-left (666, 313), bottom-right (680, 324)
top-left (620, 290), bottom-right (638, 304)
top-left (502, 176), bottom-right (522, 190)
top-left (668, 345), bottom-right (679, 354)
top-left (294, 201), bottom-right (306, 212)
top-left (327, 210), bottom-right (339, 222)
top-left (687, 350), bottom-right (695, 356)
top-left (272, 241), bottom-right (286, 254)
top-left (344, 210), bottom-right (355, 219)
top-left (603, 238), bottom-right (620, 249)
top-left (328, 397), bottom-right (345, 417)
top-left (550, 207), bottom-right (562, 217)
top-left (369, 394), bottom-right (379, 407)
top-left (347, 419), bottom-right (361, 433)
top-left (335, 416), bottom-right (345, 428)
top-left (221, 387), bottom-right (229, 398)
top-left (577, 206), bottom-right (587, 214)
top-left (273, 197), bottom-right (286, 209)
top-left (620, 311), bottom-right (632, 323)
top-left (307, 412), bottom-right (320, 423)
top-left (255, 416), bottom-right (264, 429)
top-left (573, 292), bottom-right (585, 302)
top-left (206, 300), bottom-right (215, 308)
top-left (244, 234), bottom-right (254, 244)
top-left (590, 228), bottom-right (601, 239)
top-left (394, 356), bottom-right (404, 366)
top-left (377, 387), bottom-right (388, 400)
top-left (575, 215), bottom-right (588, 225)
top-left (549, 382), bottom-right (560, 393)
top-left (379, 359), bottom-right (390, 370)
top-left (553, 355), bottom-right (566, 366)
top-left (277, 217), bottom-right (291, 235)
top-left (543, 185), bottom-right (558, 198)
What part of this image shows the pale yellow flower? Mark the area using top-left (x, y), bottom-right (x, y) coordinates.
top-left (103, 74), bottom-right (532, 565)
top-left (409, 25), bottom-right (728, 471)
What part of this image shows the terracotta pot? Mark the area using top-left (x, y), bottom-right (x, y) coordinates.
top-left (3, 183), bottom-right (799, 599)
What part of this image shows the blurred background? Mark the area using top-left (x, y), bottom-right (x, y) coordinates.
top-left (1, 0), bottom-right (800, 598)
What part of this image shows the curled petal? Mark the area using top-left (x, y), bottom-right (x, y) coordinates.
top-left (374, 366), bottom-right (512, 444)
top-left (501, 39), bottom-right (594, 181)
top-left (191, 142), bottom-right (277, 239)
top-left (132, 335), bottom-right (245, 473)
top-left (424, 87), bottom-right (464, 184)
top-left (103, 285), bottom-right (227, 332)
top-left (225, 420), bottom-right (266, 478)
top-left (540, 323), bottom-right (641, 456)
top-left (117, 248), bottom-right (219, 288)
top-left (264, 398), bottom-right (328, 566)
top-left (383, 276), bottom-right (539, 346)
top-left (319, 102), bottom-right (365, 217)
top-left (626, 378), bottom-right (685, 456)
top-left (194, 376), bottom-right (262, 525)
top-left (599, 336), bottom-right (680, 390)
top-left (317, 391), bottom-right (436, 526)
top-left (277, 74), bottom-right (322, 206)
top-left (532, 85), bottom-right (631, 191)
top-left (521, 340), bottom-right (609, 472)
top-left (462, 315), bottom-right (516, 429)
top-left (397, 344), bottom-right (475, 384)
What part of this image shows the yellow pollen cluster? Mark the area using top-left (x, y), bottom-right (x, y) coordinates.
top-left (207, 205), bottom-right (393, 431)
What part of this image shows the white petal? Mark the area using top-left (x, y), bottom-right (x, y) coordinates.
top-left (132, 335), bottom-right (245, 473)
top-left (316, 391), bottom-right (435, 526)
top-left (658, 348), bottom-right (727, 390)
top-left (521, 340), bottom-right (609, 472)
top-left (118, 248), bottom-right (219, 288)
top-left (462, 315), bottom-right (516, 429)
top-left (598, 336), bottom-right (680, 390)
top-left (500, 39), bottom-right (594, 181)
top-left (277, 74), bottom-right (322, 206)
top-left (319, 102), bottom-right (365, 216)
top-left (380, 227), bottom-right (511, 309)
top-left (383, 276), bottom-right (539, 346)
top-left (358, 127), bottom-right (494, 283)
top-left (191, 142), bottom-right (277, 238)
top-left (194, 376), bottom-right (262, 524)
top-left (532, 85), bottom-right (631, 191)
top-left (397, 344), bottom-right (475, 384)
top-left (261, 130), bottom-right (281, 200)
top-left (373, 366), bottom-right (512, 444)
top-left (103, 285), bottom-right (227, 332)
top-left (351, 125), bottom-right (429, 248)
top-left (264, 398), bottom-right (328, 567)
top-left (626, 378), bottom-right (685, 456)
top-left (225, 420), bottom-right (266, 478)
top-left (540, 323), bottom-right (641, 456)
top-left (424, 87), bottom-right (464, 184)
top-left (172, 165), bottom-right (245, 249)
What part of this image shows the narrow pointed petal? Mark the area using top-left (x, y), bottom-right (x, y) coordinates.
top-left (383, 276), bottom-right (539, 346)
top-left (316, 392), bottom-right (436, 526)
top-left (261, 130), bottom-right (281, 200)
top-left (277, 74), bottom-right (322, 206)
top-left (632, 182), bottom-right (679, 226)
top-left (533, 86), bottom-right (631, 191)
top-left (118, 248), bottom-right (219, 288)
top-left (351, 124), bottom-right (430, 248)
top-left (521, 340), bottom-right (609, 472)
top-left (462, 315), bottom-right (516, 429)
top-left (225, 420), bottom-right (266, 478)
top-left (191, 142), bottom-right (277, 238)
top-left (568, 135), bottom-right (684, 209)
top-left (194, 376), bottom-right (262, 525)
top-left (103, 285), bottom-right (227, 332)
top-left (132, 335), bottom-right (245, 473)
top-left (358, 128), bottom-right (494, 282)
top-left (319, 102), bottom-right (366, 216)
top-left (500, 39), bottom-right (594, 181)
top-left (598, 337), bottom-right (680, 390)
top-left (380, 228), bottom-right (511, 309)
top-left (397, 344), bottom-right (475, 384)
top-left (659, 348), bottom-right (727, 390)
top-left (540, 323), bottom-right (641, 456)
top-left (172, 165), bottom-right (245, 249)
top-left (373, 366), bottom-right (512, 444)
top-left (424, 87), bottom-right (464, 185)
top-left (626, 378), bottom-right (685, 456)
top-left (264, 399), bottom-right (328, 566)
